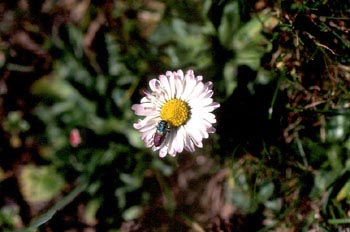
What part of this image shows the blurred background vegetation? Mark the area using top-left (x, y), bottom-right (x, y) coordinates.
top-left (0, 0), bottom-right (350, 231)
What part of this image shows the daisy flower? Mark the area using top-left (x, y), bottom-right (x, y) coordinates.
top-left (132, 69), bottom-right (220, 157)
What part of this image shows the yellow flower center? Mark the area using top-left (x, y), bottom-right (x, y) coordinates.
top-left (160, 99), bottom-right (189, 127)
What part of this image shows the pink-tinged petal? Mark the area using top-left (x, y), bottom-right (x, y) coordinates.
top-left (184, 134), bottom-right (195, 152)
top-left (165, 70), bottom-right (174, 77)
top-left (204, 81), bottom-right (213, 90)
top-left (196, 75), bottom-right (203, 81)
top-left (133, 119), bottom-right (146, 130)
top-left (207, 126), bottom-right (216, 133)
top-left (142, 131), bottom-right (154, 147)
top-left (201, 119), bottom-right (217, 133)
top-left (190, 137), bottom-right (203, 148)
top-left (175, 70), bottom-right (184, 80)
top-left (168, 146), bottom-right (176, 157)
top-left (131, 103), bottom-right (155, 116)
top-left (152, 144), bottom-right (161, 151)
top-left (159, 147), bottom-right (168, 157)
top-left (210, 102), bottom-right (221, 109)
top-left (185, 70), bottom-right (195, 79)
top-left (149, 79), bottom-right (161, 92)
top-left (169, 150), bottom-right (177, 157)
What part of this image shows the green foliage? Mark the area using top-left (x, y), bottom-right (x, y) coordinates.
top-left (217, 2), bottom-right (278, 96)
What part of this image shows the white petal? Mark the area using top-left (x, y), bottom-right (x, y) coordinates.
top-left (168, 73), bottom-right (176, 99)
top-left (189, 119), bottom-right (209, 139)
top-left (134, 114), bottom-right (159, 129)
top-left (138, 122), bottom-right (154, 133)
top-left (191, 112), bottom-right (217, 124)
top-left (181, 76), bottom-right (197, 101)
top-left (159, 74), bottom-right (172, 100)
top-left (187, 81), bottom-right (205, 100)
top-left (184, 123), bottom-right (203, 148)
top-left (134, 119), bottom-right (147, 130)
top-left (198, 89), bottom-right (213, 99)
top-left (140, 96), bottom-right (150, 103)
top-left (166, 131), bottom-right (177, 156)
top-left (191, 103), bottom-right (220, 114)
top-left (190, 97), bottom-right (213, 108)
top-left (175, 127), bottom-right (185, 153)
top-left (175, 75), bottom-right (184, 99)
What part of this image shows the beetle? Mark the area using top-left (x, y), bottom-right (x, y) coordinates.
top-left (154, 120), bottom-right (169, 147)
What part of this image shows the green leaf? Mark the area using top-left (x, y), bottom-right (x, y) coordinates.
top-left (122, 205), bottom-right (143, 221)
top-left (327, 145), bottom-right (343, 170)
top-left (257, 182), bottom-right (275, 203)
top-left (310, 170), bottom-right (339, 198)
top-left (19, 165), bottom-right (65, 204)
top-left (84, 199), bottom-right (100, 225)
top-left (233, 15), bottom-right (267, 50)
top-left (31, 75), bottom-right (76, 101)
top-left (218, 2), bottom-right (240, 49)
top-left (336, 181), bottom-right (350, 202)
top-left (2, 111), bottom-right (30, 134)
top-left (231, 13), bottom-right (274, 70)
top-left (326, 114), bottom-right (350, 142)
top-left (67, 24), bottom-right (84, 58)
top-left (0, 205), bottom-right (22, 230)
top-left (223, 60), bottom-right (238, 96)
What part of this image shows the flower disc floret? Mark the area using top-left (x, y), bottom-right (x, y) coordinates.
top-left (160, 99), bottom-right (189, 127)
